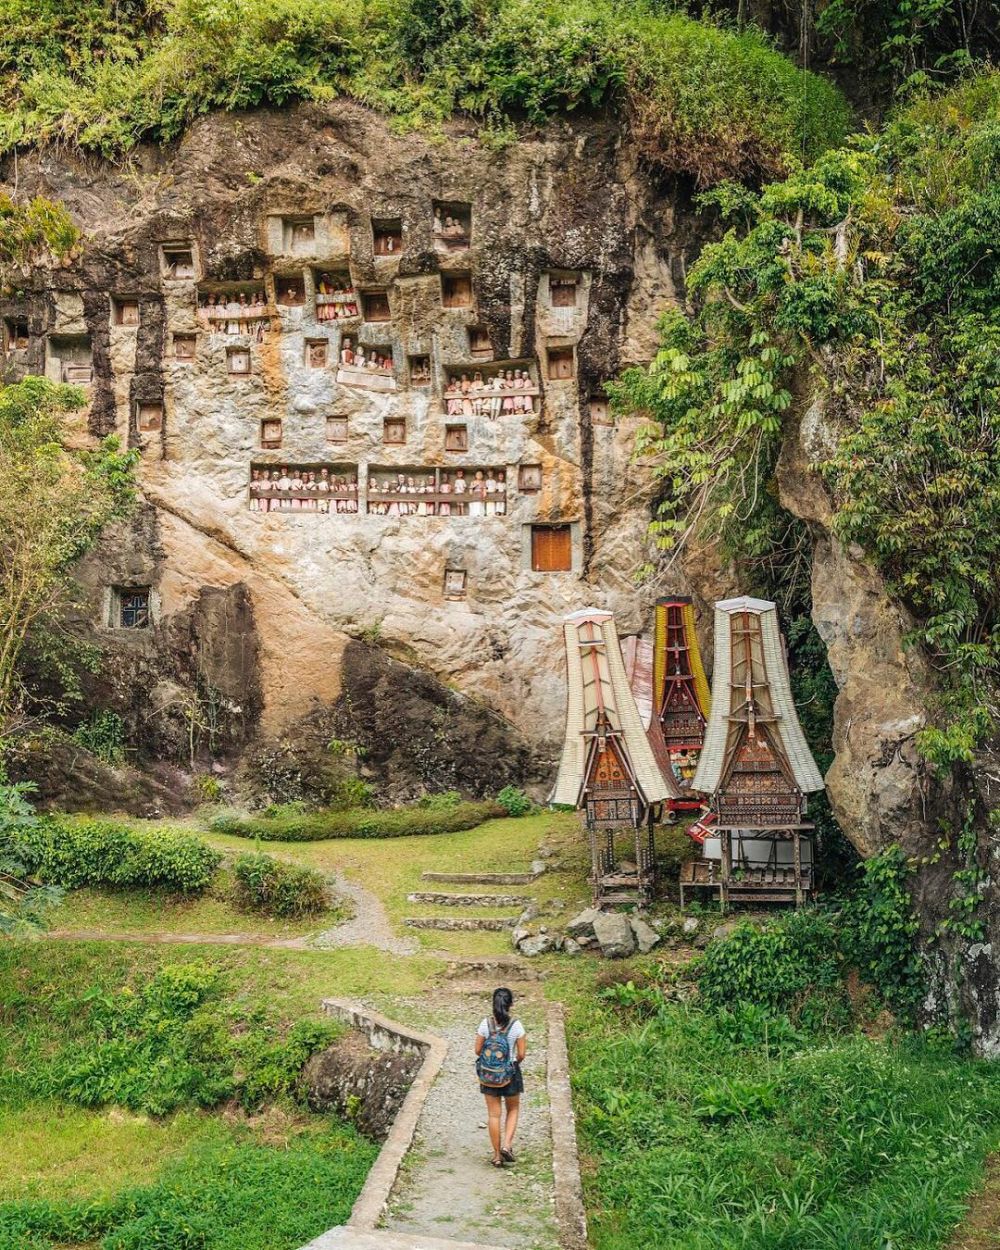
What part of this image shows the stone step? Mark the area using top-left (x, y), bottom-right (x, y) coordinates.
top-left (403, 916), bottom-right (518, 932)
top-left (406, 891), bottom-right (532, 907)
top-left (420, 870), bottom-right (541, 885)
top-left (303, 1226), bottom-right (507, 1250)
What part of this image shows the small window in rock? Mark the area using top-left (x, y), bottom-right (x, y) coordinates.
top-left (444, 568), bottom-right (468, 599)
top-left (372, 218), bottom-right (403, 257)
top-left (468, 327), bottom-right (491, 358)
top-left (590, 394), bottom-right (611, 424)
top-left (550, 278), bottom-right (578, 308)
top-left (409, 355), bottom-right (431, 386)
top-left (519, 463), bottom-right (542, 492)
top-left (49, 335), bottom-right (93, 385)
top-left (305, 339), bottom-right (329, 368)
top-left (445, 424), bottom-right (468, 452)
top-left (172, 334), bottom-right (196, 361)
top-left (227, 347), bottom-right (251, 375)
top-left (547, 345), bottom-right (574, 380)
top-left (137, 402), bottom-right (163, 432)
top-left (161, 245), bottom-right (195, 280)
top-left (442, 273), bottom-right (473, 309)
top-left (115, 587), bottom-right (151, 629)
top-left (531, 524), bottom-right (572, 572)
top-left (276, 275), bottom-right (306, 306)
top-left (383, 417), bottom-right (406, 445)
top-left (284, 217), bottom-right (316, 254)
top-left (362, 290), bottom-right (391, 322)
top-left (3, 319), bottom-right (29, 352)
top-left (260, 418), bottom-right (282, 449)
top-left (433, 202), bottom-right (472, 251)
top-left (62, 361), bottom-right (93, 385)
top-left (113, 298), bottom-right (140, 326)
top-left (326, 415), bottom-right (348, 443)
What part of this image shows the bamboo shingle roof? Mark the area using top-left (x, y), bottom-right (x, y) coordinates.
top-left (550, 609), bottom-right (676, 808)
top-left (692, 596), bottom-right (824, 797)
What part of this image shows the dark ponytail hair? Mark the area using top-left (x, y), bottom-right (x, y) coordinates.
top-left (492, 986), bottom-right (513, 1027)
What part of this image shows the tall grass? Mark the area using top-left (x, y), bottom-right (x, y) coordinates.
top-left (0, 0), bottom-right (850, 182)
top-left (571, 996), bottom-right (1000, 1249)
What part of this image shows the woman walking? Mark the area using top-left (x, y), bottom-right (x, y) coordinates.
top-left (474, 987), bottom-right (526, 1167)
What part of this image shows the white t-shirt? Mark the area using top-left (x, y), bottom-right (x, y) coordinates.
top-left (478, 1018), bottom-right (525, 1054)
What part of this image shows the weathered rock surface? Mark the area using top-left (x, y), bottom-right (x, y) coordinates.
top-left (566, 907), bottom-right (600, 938)
top-left (592, 911), bottom-right (636, 959)
top-left (302, 1029), bottom-right (422, 1140)
top-left (630, 916), bottom-right (661, 954)
top-left (1, 101), bottom-right (706, 796)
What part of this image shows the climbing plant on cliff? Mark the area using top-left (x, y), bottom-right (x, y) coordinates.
top-left (0, 0), bottom-right (848, 184)
top-left (618, 71), bottom-right (1000, 764)
top-left (0, 378), bottom-right (136, 736)
top-left (0, 192), bottom-right (77, 276)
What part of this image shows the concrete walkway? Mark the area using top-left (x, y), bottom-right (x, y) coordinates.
top-left (381, 996), bottom-right (559, 1250)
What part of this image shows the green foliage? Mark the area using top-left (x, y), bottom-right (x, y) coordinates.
top-left (208, 798), bottom-right (504, 841)
top-left (71, 709), bottom-right (127, 765)
top-left (16, 960), bottom-right (340, 1116)
top-left (0, 194), bottom-right (77, 273)
top-left (0, 378), bottom-right (138, 728)
top-left (495, 784), bottom-right (533, 816)
top-left (0, 782), bottom-right (61, 932)
top-left (0, 1121), bottom-right (374, 1250)
top-left (416, 789), bottom-right (461, 809)
top-left (571, 993), bottom-right (1000, 1249)
top-left (230, 853), bottom-right (329, 918)
top-left (623, 73), bottom-right (1000, 760)
top-left (193, 773), bottom-right (222, 802)
top-left (841, 845), bottom-right (926, 1018)
top-left (0, 0), bottom-right (849, 184)
top-left (14, 817), bottom-right (221, 892)
top-left (698, 910), bottom-right (845, 1015)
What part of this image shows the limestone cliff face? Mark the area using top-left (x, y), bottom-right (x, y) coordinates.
top-left (0, 102), bottom-right (701, 793)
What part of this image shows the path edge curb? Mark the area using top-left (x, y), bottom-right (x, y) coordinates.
top-left (320, 998), bottom-right (449, 1232)
top-left (546, 1001), bottom-right (589, 1250)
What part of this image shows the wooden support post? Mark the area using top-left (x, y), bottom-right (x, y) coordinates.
top-left (720, 829), bottom-right (731, 915)
top-left (793, 830), bottom-right (803, 908)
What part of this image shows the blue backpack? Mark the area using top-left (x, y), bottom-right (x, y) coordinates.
top-left (476, 1018), bottom-right (516, 1088)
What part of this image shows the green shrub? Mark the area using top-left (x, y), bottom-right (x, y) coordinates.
top-left (495, 785), bottom-right (533, 817)
top-left (698, 910), bottom-right (844, 1016)
top-left (231, 853), bottom-right (329, 918)
top-left (416, 789), bottom-right (461, 810)
top-left (29, 961), bottom-right (340, 1117)
top-left (71, 710), bottom-right (127, 765)
top-left (209, 799), bottom-right (504, 841)
top-left (13, 818), bottom-right (221, 893)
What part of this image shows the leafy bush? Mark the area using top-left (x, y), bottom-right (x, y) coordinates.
top-left (841, 845), bottom-right (925, 1019)
top-left (698, 910), bottom-right (844, 1015)
top-left (495, 785), bottom-right (533, 817)
top-left (29, 961), bottom-right (340, 1117)
top-left (231, 853), bottom-right (329, 918)
top-left (71, 709), bottom-right (127, 765)
top-left (209, 799), bottom-right (504, 841)
top-left (14, 818), bottom-right (221, 892)
top-left (416, 789), bottom-right (461, 810)
top-left (0, 0), bottom-right (849, 185)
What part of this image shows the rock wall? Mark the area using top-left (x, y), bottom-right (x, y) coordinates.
top-left (0, 102), bottom-right (703, 791)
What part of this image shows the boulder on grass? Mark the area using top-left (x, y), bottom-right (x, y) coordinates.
top-left (566, 907), bottom-right (600, 938)
top-left (630, 916), bottom-right (661, 955)
top-left (561, 937), bottom-right (582, 956)
top-left (519, 933), bottom-right (556, 958)
top-left (682, 916), bottom-right (700, 936)
top-left (593, 911), bottom-right (636, 959)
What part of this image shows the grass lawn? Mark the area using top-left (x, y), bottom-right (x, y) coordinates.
top-left (0, 940), bottom-right (392, 1250)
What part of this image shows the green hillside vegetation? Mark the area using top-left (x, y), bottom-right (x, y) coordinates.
top-left (615, 71), bottom-right (1000, 770)
top-left (0, 0), bottom-right (848, 183)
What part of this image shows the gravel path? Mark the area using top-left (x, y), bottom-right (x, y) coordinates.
top-left (313, 874), bottom-right (418, 955)
top-left (382, 995), bottom-right (559, 1250)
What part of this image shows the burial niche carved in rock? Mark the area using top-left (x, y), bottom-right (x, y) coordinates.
top-left (250, 464), bottom-right (358, 513)
top-left (315, 271), bottom-right (359, 321)
top-left (113, 297), bottom-right (140, 326)
top-left (372, 219), bottom-right (403, 257)
top-left (433, 202), bottom-right (471, 252)
top-left (160, 243), bottom-right (196, 281)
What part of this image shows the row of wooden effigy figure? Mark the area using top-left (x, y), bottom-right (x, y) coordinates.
top-left (550, 596), bottom-right (825, 910)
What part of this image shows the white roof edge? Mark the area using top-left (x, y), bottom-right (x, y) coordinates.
top-left (564, 607), bottom-right (613, 623)
top-left (715, 596), bottom-right (776, 614)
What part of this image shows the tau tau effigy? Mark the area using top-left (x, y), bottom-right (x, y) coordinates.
top-left (681, 596), bottom-right (825, 910)
top-left (551, 609), bottom-right (675, 905)
top-left (624, 595), bottom-right (711, 812)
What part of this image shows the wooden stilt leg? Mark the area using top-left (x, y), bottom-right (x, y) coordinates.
top-left (793, 830), bottom-right (803, 909)
top-left (720, 829), bottom-right (731, 915)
